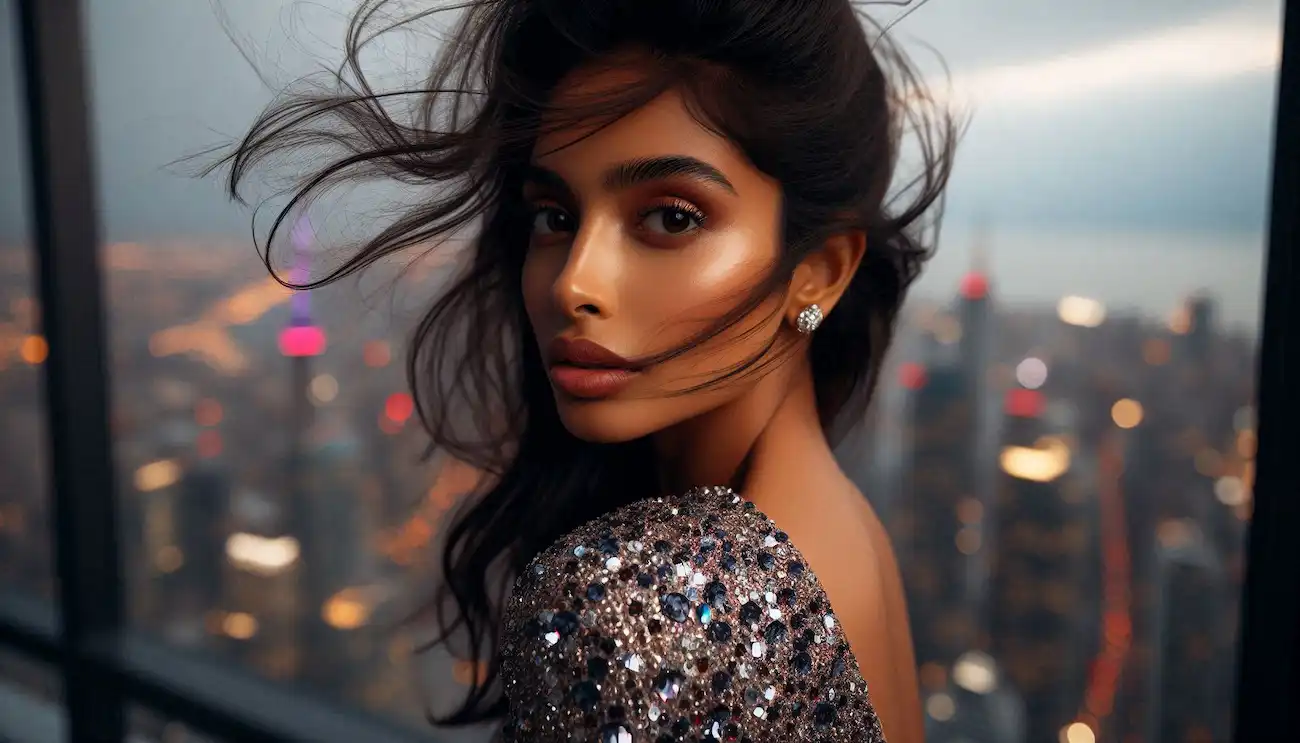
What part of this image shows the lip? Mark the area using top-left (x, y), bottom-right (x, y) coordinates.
top-left (546, 337), bottom-right (639, 399)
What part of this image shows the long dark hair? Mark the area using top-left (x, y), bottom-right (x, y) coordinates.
top-left (215, 0), bottom-right (957, 725)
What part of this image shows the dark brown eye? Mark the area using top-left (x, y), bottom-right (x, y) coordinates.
top-left (642, 206), bottom-right (703, 235)
top-left (532, 207), bottom-right (576, 235)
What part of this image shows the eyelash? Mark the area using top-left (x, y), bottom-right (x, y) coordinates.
top-left (525, 198), bottom-right (709, 235)
top-left (636, 198), bottom-right (708, 229)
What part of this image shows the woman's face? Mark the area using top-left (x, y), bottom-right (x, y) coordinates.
top-left (521, 64), bottom-right (788, 443)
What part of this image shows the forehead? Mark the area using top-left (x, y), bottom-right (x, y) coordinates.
top-left (531, 63), bottom-right (759, 187)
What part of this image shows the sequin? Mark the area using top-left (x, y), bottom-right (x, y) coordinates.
top-left (794, 651), bottom-right (812, 675)
top-left (653, 669), bottom-right (685, 701)
top-left (764, 620), bottom-right (788, 644)
top-left (660, 593), bottom-right (690, 623)
top-left (711, 670), bottom-right (732, 692)
top-left (831, 656), bottom-right (846, 678)
top-left (708, 621), bottom-right (733, 643)
top-left (500, 486), bottom-right (884, 742)
top-left (599, 722), bottom-right (633, 743)
top-left (571, 680), bottom-right (601, 712)
top-left (814, 702), bottom-right (837, 729)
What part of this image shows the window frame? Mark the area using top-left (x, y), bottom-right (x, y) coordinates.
top-left (0, 1), bottom-right (440, 741)
top-left (1231, 1), bottom-right (1300, 740)
top-left (0, 0), bottom-right (1295, 741)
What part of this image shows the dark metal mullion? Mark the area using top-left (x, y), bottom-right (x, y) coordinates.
top-left (87, 634), bottom-right (443, 743)
top-left (14, 0), bottom-right (126, 741)
top-left (1232, 0), bottom-right (1300, 739)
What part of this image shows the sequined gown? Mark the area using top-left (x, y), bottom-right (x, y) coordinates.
top-left (499, 486), bottom-right (887, 742)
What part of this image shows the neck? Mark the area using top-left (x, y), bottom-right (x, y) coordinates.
top-left (651, 358), bottom-right (832, 498)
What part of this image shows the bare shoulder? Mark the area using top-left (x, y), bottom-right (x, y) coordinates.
top-left (794, 479), bottom-right (894, 641)
top-left (790, 477), bottom-right (925, 743)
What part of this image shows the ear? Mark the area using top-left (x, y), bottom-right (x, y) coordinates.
top-left (787, 230), bottom-right (866, 324)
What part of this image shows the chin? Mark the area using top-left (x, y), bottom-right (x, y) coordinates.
top-left (553, 397), bottom-right (657, 444)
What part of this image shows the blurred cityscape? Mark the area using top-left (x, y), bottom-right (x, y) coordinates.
top-left (0, 225), bottom-right (1255, 743)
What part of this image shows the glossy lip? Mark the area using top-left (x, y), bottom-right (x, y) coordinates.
top-left (546, 336), bottom-right (640, 399)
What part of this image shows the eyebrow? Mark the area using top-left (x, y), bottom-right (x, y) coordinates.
top-left (522, 155), bottom-right (738, 197)
top-left (605, 155), bottom-right (737, 194)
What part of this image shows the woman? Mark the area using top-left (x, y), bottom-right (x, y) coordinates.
top-left (221, 0), bottom-right (955, 740)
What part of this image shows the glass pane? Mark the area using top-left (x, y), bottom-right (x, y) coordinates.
top-left (86, 1), bottom-right (443, 729)
top-left (85, 1), bottom-right (1275, 742)
top-left (0, 650), bottom-right (62, 742)
top-left (0, 0), bottom-right (55, 601)
top-left (852, 4), bottom-right (1276, 743)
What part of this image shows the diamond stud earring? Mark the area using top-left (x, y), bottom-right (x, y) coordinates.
top-left (795, 304), bottom-right (823, 335)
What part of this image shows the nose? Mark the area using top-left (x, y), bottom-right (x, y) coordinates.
top-left (551, 214), bottom-right (619, 321)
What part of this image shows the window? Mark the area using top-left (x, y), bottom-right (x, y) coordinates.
top-left (83, 0), bottom-right (450, 730)
top-left (0, 1), bottom-right (1297, 742)
top-left (0, 0), bottom-right (53, 603)
top-left (845, 3), bottom-right (1283, 742)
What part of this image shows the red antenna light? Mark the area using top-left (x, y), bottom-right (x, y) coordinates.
top-left (1005, 388), bottom-right (1044, 417)
top-left (960, 272), bottom-right (989, 301)
top-left (385, 392), bottom-right (415, 423)
top-left (899, 362), bottom-right (928, 390)
top-left (278, 325), bottom-right (327, 357)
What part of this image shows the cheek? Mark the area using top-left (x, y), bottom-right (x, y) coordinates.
top-left (671, 234), bottom-right (775, 326)
top-left (634, 235), bottom-right (783, 383)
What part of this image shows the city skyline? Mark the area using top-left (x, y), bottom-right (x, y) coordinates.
top-left (1, 234), bottom-right (1260, 743)
top-left (0, 2), bottom-right (1275, 742)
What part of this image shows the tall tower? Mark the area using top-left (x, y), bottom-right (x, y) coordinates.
top-left (988, 388), bottom-right (1102, 743)
top-left (277, 217), bottom-right (330, 684)
top-left (894, 356), bottom-right (981, 672)
top-left (895, 240), bottom-right (1001, 709)
top-left (1181, 292), bottom-right (1218, 366)
top-left (177, 460), bottom-right (231, 616)
top-left (957, 230), bottom-right (993, 403)
top-left (1146, 524), bottom-right (1232, 743)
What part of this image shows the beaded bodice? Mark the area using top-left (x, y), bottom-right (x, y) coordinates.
top-left (499, 485), bottom-right (885, 742)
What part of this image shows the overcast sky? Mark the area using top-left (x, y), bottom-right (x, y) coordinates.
top-left (0, 0), bottom-right (1286, 241)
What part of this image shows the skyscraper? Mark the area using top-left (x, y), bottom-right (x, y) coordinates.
top-left (277, 217), bottom-right (333, 687)
top-left (988, 389), bottom-right (1102, 743)
top-left (1146, 523), bottom-right (1232, 743)
top-left (893, 262), bottom-right (1000, 690)
top-left (177, 460), bottom-right (231, 614)
top-left (894, 356), bottom-right (983, 672)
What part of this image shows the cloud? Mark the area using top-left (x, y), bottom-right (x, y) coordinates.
top-left (939, 6), bottom-right (1282, 109)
